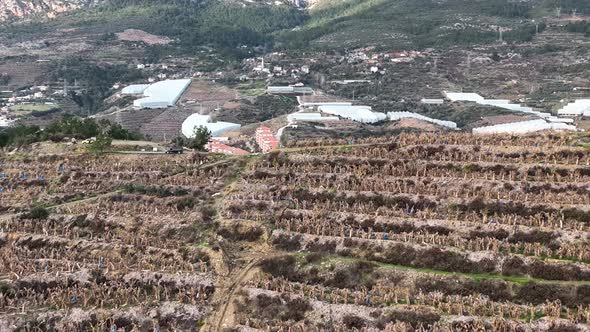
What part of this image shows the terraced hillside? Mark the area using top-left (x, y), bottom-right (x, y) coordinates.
top-left (219, 132), bottom-right (590, 330)
top-left (2, 132), bottom-right (590, 330)
top-left (0, 153), bottom-right (244, 330)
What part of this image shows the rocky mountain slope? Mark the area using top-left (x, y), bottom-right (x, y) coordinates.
top-left (0, 0), bottom-right (99, 21)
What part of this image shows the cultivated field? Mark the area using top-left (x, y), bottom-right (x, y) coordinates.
top-left (0, 152), bottom-right (244, 331)
top-left (221, 132), bottom-right (590, 331)
top-left (2, 132), bottom-right (590, 331)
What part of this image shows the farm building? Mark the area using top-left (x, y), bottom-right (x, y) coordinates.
top-left (181, 114), bottom-right (241, 138)
top-left (319, 105), bottom-right (387, 123)
top-left (132, 79), bottom-right (192, 109)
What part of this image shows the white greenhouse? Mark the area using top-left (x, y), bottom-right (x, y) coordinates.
top-left (472, 119), bottom-right (576, 135)
top-left (132, 79), bottom-right (192, 109)
top-left (387, 112), bottom-right (457, 129)
top-left (557, 100), bottom-right (590, 116)
top-left (181, 114), bottom-right (241, 138)
top-left (445, 91), bottom-right (562, 120)
top-left (319, 105), bottom-right (387, 123)
top-left (444, 92), bottom-right (485, 103)
top-left (122, 84), bottom-right (150, 95)
top-left (287, 113), bottom-right (340, 122)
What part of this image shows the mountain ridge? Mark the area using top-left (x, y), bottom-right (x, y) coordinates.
top-left (0, 0), bottom-right (101, 21)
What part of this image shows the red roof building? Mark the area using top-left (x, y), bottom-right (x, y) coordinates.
top-left (206, 140), bottom-right (249, 155)
top-left (255, 126), bottom-right (279, 153)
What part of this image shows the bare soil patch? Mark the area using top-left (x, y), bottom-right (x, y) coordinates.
top-left (116, 29), bottom-right (172, 45)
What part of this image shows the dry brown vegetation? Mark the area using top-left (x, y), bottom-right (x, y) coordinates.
top-left (2, 132), bottom-right (590, 331)
top-left (222, 132), bottom-right (590, 331)
top-left (0, 152), bottom-right (243, 331)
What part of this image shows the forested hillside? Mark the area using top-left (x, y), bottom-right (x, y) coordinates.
top-left (1, 0), bottom-right (306, 57)
top-left (279, 0), bottom-right (590, 49)
top-left (3, 0), bottom-right (590, 54)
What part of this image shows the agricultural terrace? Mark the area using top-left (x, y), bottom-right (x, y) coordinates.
top-left (222, 132), bottom-right (590, 331)
top-left (1, 132), bottom-right (590, 331)
top-left (0, 152), bottom-right (245, 330)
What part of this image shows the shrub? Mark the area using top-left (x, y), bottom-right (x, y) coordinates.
top-left (306, 239), bottom-right (337, 253)
top-left (575, 285), bottom-right (590, 306)
top-left (21, 207), bottom-right (50, 220)
top-left (516, 282), bottom-right (574, 306)
top-left (200, 205), bottom-right (217, 222)
top-left (501, 256), bottom-right (527, 277)
top-left (378, 307), bottom-right (440, 328)
top-left (272, 234), bottom-right (302, 251)
top-left (260, 255), bottom-right (300, 280)
top-left (282, 297), bottom-right (311, 321)
top-left (529, 261), bottom-right (589, 281)
top-left (343, 315), bottom-right (367, 329)
top-left (217, 224), bottom-right (263, 242)
top-left (469, 228), bottom-right (509, 240)
top-left (509, 230), bottom-right (554, 244)
top-left (305, 252), bottom-right (325, 263)
top-left (475, 279), bottom-right (512, 302)
top-left (172, 197), bottom-right (196, 211)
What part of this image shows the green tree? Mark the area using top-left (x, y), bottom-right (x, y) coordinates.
top-left (88, 134), bottom-right (112, 153)
top-left (171, 136), bottom-right (186, 147)
top-left (189, 126), bottom-right (212, 151)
